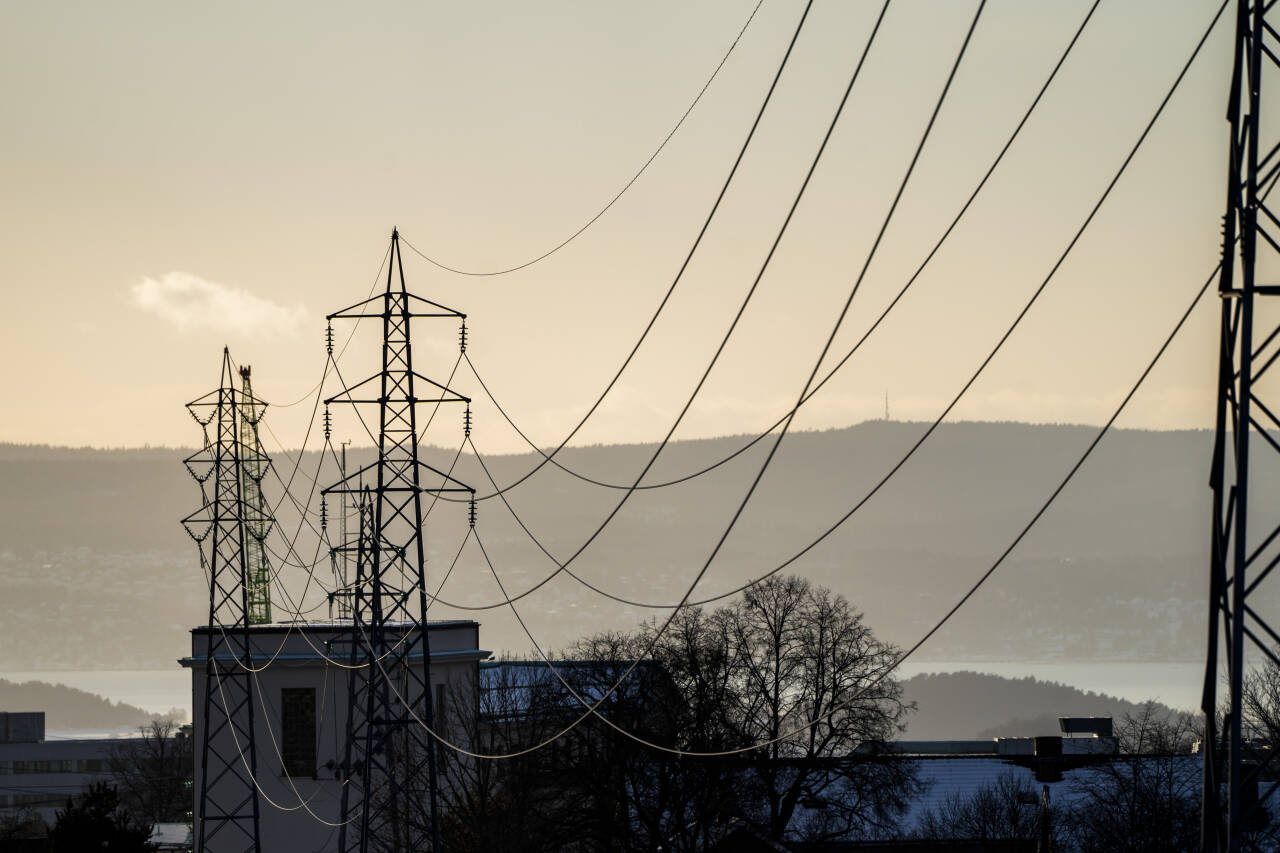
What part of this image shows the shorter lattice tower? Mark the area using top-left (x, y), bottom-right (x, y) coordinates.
top-left (182, 348), bottom-right (274, 853)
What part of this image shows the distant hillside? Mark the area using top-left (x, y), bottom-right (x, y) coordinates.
top-left (901, 671), bottom-right (1177, 740)
top-left (0, 421), bottom-right (1265, 670)
top-left (0, 679), bottom-right (162, 732)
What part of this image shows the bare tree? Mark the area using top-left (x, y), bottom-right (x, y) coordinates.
top-left (436, 576), bottom-right (914, 850)
top-left (915, 771), bottom-right (1054, 845)
top-left (1243, 655), bottom-right (1280, 746)
top-left (437, 660), bottom-right (590, 853)
top-left (645, 568), bottom-right (916, 840)
top-left (0, 807), bottom-right (48, 850)
top-left (1059, 703), bottom-right (1200, 853)
top-left (107, 719), bottom-right (192, 827)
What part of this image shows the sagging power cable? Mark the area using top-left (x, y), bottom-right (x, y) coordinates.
top-left (449, 0), bottom-right (1102, 503)
top-left (428, 0), bottom-right (1217, 616)
top-left (388, 0), bottom-right (985, 758)
top-left (455, 256), bottom-right (1224, 759)
top-left (401, 0), bottom-right (817, 507)
top-left (406, 0), bottom-right (1228, 762)
top-left (398, 0), bottom-right (764, 277)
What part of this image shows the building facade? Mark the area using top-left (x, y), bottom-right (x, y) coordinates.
top-left (182, 620), bottom-right (487, 853)
top-left (0, 712), bottom-right (136, 824)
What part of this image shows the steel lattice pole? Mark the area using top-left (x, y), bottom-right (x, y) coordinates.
top-left (326, 230), bottom-right (473, 853)
top-left (1203, 1), bottom-right (1280, 848)
top-left (182, 348), bottom-right (269, 853)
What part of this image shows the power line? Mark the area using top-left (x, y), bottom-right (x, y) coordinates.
top-left (396, 0), bottom-right (764, 277)
top-left (268, 243), bottom-right (391, 409)
top-left (379, 0), bottom-right (986, 760)
top-left (448, 0), bottom-right (1102, 504)
top-left (410, 0), bottom-right (1231, 762)
top-left (404, 0), bottom-right (817, 508)
top-left (428, 0), bottom-right (1220, 615)
top-left (458, 256), bottom-right (1224, 760)
top-left (418, 0), bottom-right (894, 630)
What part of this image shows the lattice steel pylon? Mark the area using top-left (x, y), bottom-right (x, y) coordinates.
top-left (325, 229), bottom-right (473, 853)
top-left (182, 348), bottom-right (274, 853)
top-left (238, 366), bottom-right (273, 625)
top-left (1204, 1), bottom-right (1280, 847)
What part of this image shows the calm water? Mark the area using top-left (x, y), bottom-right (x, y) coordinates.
top-left (4, 661), bottom-right (1209, 730)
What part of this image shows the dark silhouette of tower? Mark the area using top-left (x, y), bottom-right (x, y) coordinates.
top-left (183, 349), bottom-right (273, 853)
top-left (325, 230), bottom-right (472, 853)
top-left (1204, 2), bottom-right (1280, 848)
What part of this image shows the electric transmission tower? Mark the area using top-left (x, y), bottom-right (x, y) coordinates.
top-left (182, 349), bottom-right (276, 853)
top-left (238, 366), bottom-right (273, 625)
top-left (325, 229), bottom-right (473, 853)
top-left (1204, 1), bottom-right (1280, 847)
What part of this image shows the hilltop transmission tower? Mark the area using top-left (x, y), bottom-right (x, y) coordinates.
top-left (182, 349), bottom-right (275, 853)
top-left (324, 229), bottom-right (473, 853)
top-left (1204, 1), bottom-right (1280, 847)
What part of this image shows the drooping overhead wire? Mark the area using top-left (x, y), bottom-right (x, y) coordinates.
top-left (396, 1), bottom-right (764, 277)
top-left (400, 0), bottom-right (817, 504)
top-left (332, 0), bottom-right (884, 623)
top-left (206, 248), bottom-right (469, 667)
top-left (384, 0), bottom-right (987, 759)
top-left (430, 0), bottom-right (896, 616)
top-left (223, 238), bottom-right (390, 528)
top-left (410, 0), bottom-right (1231, 762)
top-left (269, 243), bottom-right (390, 409)
top-left (447, 255), bottom-right (1225, 760)
top-left (428, 0), bottom-right (1220, 616)
top-left (452, 0), bottom-right (1103, 503)
top-left (219, 0), bottom-right (1223, 765)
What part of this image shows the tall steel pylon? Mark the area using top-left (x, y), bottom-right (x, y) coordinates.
top-left (325, 229), bottom-right (473, 853)
top-left (1204, 1), bottom-right (1280, 847)
top-left (182, 348), bottom-right (274, 853)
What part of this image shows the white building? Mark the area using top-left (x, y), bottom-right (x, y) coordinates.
top-left (182, 620), bottom-right (487, 853)
top-left (0, 712), bottom-right (138, 824)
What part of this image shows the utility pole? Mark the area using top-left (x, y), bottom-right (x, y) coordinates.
top-left (182, 348), bottom-right (269, 853)
top-left (1203, 2), bottom-right (1280, 848)
top-left (325, 229), bottom-right (473, 852)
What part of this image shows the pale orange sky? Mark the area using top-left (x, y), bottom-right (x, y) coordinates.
top-left (0, 0), bottom-right (1257, 454)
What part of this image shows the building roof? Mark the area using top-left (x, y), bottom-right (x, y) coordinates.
top-left (179, 647), bottom-right (488, 667)
top-left (150, 822), bottom-right (193, 848)
top-left (189, 618), bottom-right (479, 634)
top-left (478, 659), bottom-right (668, 721)
top-left (784, 753), bottom-right (1205, 838)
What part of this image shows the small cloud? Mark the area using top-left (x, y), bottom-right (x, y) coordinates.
top-left (131, 271), bottom-right (305, 337)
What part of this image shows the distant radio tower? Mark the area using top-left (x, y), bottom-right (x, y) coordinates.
top-left (884, 390), bottom-right (890, 421)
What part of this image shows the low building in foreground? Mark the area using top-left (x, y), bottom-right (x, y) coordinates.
top-left (182, 619), bottom-right (488, 853)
